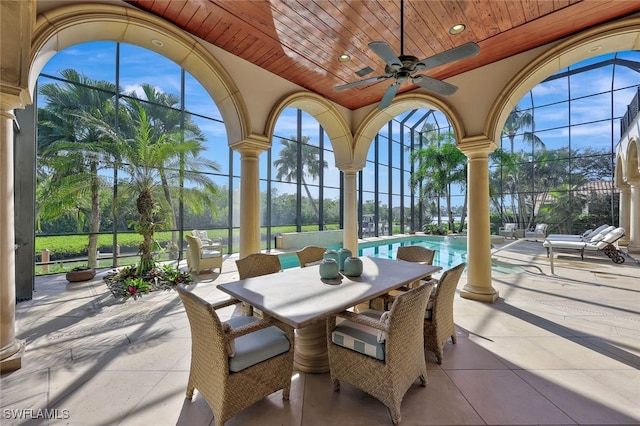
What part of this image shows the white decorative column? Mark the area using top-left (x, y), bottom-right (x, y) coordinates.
top-left (1, 0), bottom-right (33, 372)
top-left (628, 180), bottom-right (640, 253)
top-left (458, 138), bottom-right (499, 303)
top-left (342, 170), bottom-right (358, 253)
top-left (230, 136), bottom-right (271, 258)
top-left (618, 185), bottom-right (630, 247)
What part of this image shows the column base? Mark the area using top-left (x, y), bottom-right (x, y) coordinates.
top-left (0, 340), bottom-right (25, 373)
top-left (460, 284), bottom-right (499, 303)
top-left (627, 243), bottom-right (640, 254)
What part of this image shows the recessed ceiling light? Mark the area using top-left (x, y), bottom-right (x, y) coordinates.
top-left (338, 54), bottom-right (351, 63)
top-left (152, 39), bottom-right (164, 47)
top-left (449, 24), bottom-right (466, 35)
top-left (588, 45), bottom-right (602, 53)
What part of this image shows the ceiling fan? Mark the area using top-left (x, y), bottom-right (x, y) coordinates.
top-left (334, 0), bottom-right (480, 110)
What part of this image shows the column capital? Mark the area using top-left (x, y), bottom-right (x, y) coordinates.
top-left (337, 166), bottom-right (361, 174)
top-left (229, 133), bottom-right (270, 155)
top-left (457, 135), bottom-right (498, 158)
top-left (0, 86), bottom-right (31, 112)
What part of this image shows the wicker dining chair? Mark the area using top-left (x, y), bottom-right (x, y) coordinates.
top-left (295, 245), bottom-right (326, 267)
top-left (423, 262), bottom-right (465, 364)
top-left (397, 245), bottom-right (436, 285)
top-left (176, 285), bottom-right (294, 426)
top-left (326, 283), bottom-right (434, 425)
top-left (235, 253), bottom-right (282, 316)
top-left (367, 245), bottom-right (436, 311)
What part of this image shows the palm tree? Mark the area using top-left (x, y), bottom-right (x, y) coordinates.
top-left (273, 136), bottom-right (327, 224)
top-left (84, 102), bottom-right (219, 274)
top-left (502, 106), bottom-right (544, 152)
top-left (38, 69), bottom-right (119, 268)
top-left (411, 132), bottom-right (467, 232)
top-left (125, 84), bottom-right (213, 257)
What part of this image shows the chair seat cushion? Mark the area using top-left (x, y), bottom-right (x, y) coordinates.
top-left (226, 316), bottom-right (290, 372)
top-left (332, 311), bottom-right (385, 361)
top-left (201, 249), bottom-right (221, 258)
top-left (542, 240), bottom-right (586, 249)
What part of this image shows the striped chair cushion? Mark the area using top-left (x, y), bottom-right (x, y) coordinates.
top-left (331, 314), bottom-right (385, 361)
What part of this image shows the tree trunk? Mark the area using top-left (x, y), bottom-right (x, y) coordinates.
top-left (137, 190), bottom-right (155, 274)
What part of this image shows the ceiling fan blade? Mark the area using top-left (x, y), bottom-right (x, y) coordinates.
top-left (369, 41), bottom-right (402, 70)
top-left (378, 82), bottom-right (401, 109)
top-left (416, 42), bottom-right (480, 71)
top-left (334, 75), bottom-right (389, 91)
top-left (412, 74), bottom-right (458, 96)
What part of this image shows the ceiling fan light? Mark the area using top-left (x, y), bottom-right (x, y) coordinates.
top-left (449, 24), bottom-right (466, 35)
top-left (338, 54), bottom-right (351, 62)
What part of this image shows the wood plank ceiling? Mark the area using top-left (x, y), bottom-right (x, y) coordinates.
top-left (125, 0), bottom-right (640, 110)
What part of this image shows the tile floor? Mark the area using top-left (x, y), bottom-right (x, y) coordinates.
top-left (1, 240), bottom-right (639, 425)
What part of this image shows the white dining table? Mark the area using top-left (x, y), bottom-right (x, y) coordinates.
top-left (217, 256), bottom-right (441, 373)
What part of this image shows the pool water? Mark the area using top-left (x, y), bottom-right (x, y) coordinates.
top-left (278, 235), bottom-right (520, 275)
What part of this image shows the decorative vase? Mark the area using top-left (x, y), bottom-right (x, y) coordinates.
top-left (338, 248), bottom-right (352, 270)
top-left (323, 249), bottom-right (339, 264)
top-left (343, 257), bottom-right (363, 277)
top-left (319, 258), bottom-right (339, 280)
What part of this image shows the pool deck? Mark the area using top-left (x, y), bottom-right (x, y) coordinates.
top-left (1, 239), bottom-right (639, 425)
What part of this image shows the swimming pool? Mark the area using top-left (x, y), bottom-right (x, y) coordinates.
top-left (278, 235), bottom-right (520, 275)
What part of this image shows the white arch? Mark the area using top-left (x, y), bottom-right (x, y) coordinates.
top-left (30, 2), bottom-right (249, 145)
top-left (353, 93), bottom-right (465, 168)
top-left (265, 92), bottom-right (353, 169)
top-left (487, 17), bottom-right (640, 142)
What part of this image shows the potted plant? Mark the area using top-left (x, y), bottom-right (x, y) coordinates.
top-left (66, 266), bottom-right (96, 282)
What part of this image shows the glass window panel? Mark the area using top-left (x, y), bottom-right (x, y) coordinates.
top-left (570, 121), bottom-right (615, 151)
top-left (569, 62), bottom-right (613, 99)
top-left (614, 86), bottom-right (640, 118)
top-left (41, 41), bottom-right (117, 83)
top-left (532, 76), bottom-right (568, 106)
top-left (184, 72), bottom-right (222, 119)
top-left (378, 164), bottom-right (389, 193)
top-left (301, 184), bottom-right (320, 227)
top-left (613, 51), bottom-right (640, 90)
top-left (362, 162), bottom-right (376, 192)
top-left (535, 128), bottom-right (568, 151)
top-left (119, 43), bottom-right (181, 96)
top-left (323, 188), bottom-right (341, 229)
top-left (570, 93), bottom-right (612, 125)
top-left (324, 158), bottom-right (341, 189)
top-left (533, 102), bottom-right (569, 130)
top-left (270, 182), bottom-right (297, 227)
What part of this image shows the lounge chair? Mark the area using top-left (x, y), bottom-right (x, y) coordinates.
top-left (546, 224), bottom-right (611, 241)
top-left (543, 227), bottom-right (626, 264)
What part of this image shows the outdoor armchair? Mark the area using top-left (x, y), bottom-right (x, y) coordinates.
top-left (185, 234), bottom-right (222, 275)
top-left (176, 285), bottom-right (294, 426)
top-left (192, 229), bottom-right (212, 245)
top-left (498, 223), bottom-right (518, 239)
top-left (327, 283), bottom-right (434, 425)
top-left (524, 223), bottom-right (547, 240)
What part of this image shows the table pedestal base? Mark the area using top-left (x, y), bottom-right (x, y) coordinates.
top-left (293, 321), bottom-right (329, 373)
